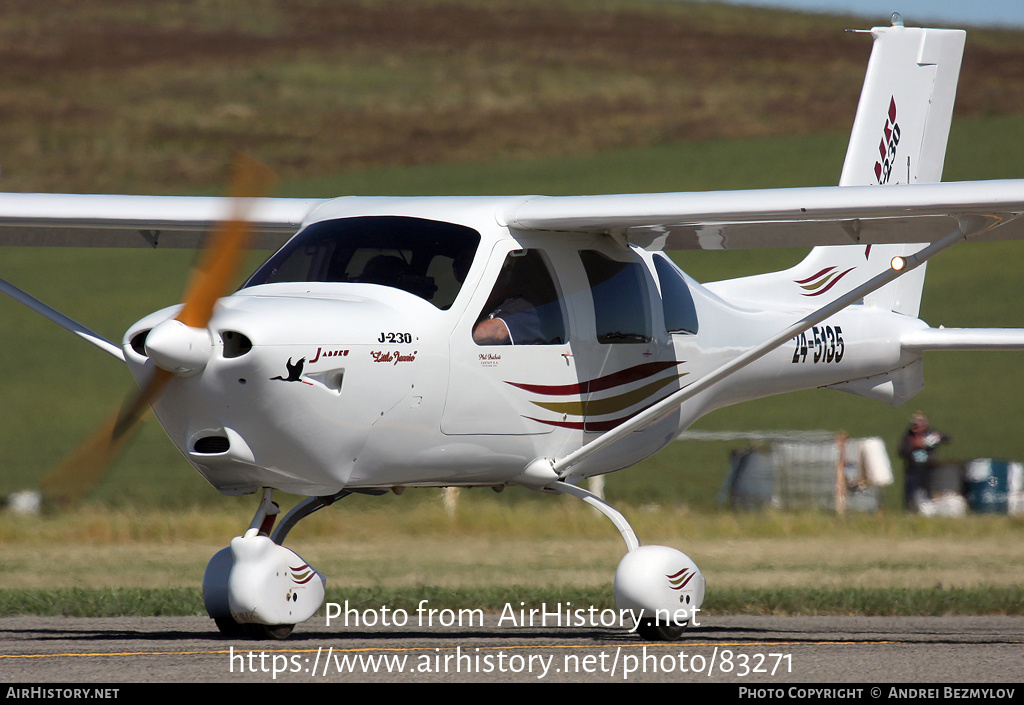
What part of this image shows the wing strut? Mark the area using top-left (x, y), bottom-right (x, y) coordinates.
top-left (550, 221), bottom-right (978, 482)
top-left (0, 277), bottom-right (125, 362)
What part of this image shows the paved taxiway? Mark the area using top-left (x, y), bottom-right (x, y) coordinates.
top-left (1, 615), bottom-right (1021, 683)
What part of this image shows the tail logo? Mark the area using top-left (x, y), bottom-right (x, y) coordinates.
top-left (874, 96), bottom-right (901, 184)
top-left (795, 266), bottom-right (854, 297)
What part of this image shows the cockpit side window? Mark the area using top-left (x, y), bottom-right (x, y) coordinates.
top-left (473, 249), bottom-right (566, 345)
top-left (242, 216), bottom-right (480, 310)
top-left (653, 253), bottom-right (699, 335)
top-left (580, 250), bottom-right (652, 344)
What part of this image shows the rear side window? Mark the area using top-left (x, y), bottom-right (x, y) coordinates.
top-left (580, 250), bottom-right (652, 344)
top-left (654, 254), bottom-right (699, 335)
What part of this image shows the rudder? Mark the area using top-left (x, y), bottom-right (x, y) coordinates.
top-left (840, 18), bottom-right (965, 187)
top-left (800, 18), bottom-right (966, 317)
top-left (712, 19), bottom-right (966, 317)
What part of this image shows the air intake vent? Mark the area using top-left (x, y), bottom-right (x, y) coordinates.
top-left (194, 436), bottom-right (230, 454)
top-left (130, 330), bottom-right (151, 356)
top-left (221, 331), bottom-right (253, 358)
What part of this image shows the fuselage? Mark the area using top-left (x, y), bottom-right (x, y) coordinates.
top-left (122, 195), bottom-right (923, 496)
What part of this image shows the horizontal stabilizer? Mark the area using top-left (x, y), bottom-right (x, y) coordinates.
top-left (902, 327), bottom-right (1024, 351)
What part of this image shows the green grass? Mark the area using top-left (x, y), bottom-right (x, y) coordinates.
top-left (1, 503), bottom-right (1021, 614)
top-left (0, 588), bottom-right (205, 618)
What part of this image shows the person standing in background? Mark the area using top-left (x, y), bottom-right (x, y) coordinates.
top-left (899, 411), bottom-right (950, 511)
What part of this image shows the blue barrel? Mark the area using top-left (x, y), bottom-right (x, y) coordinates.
top-left (964, 459), bottom-right (1011, 513)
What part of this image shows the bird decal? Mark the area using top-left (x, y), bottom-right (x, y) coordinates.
top-left (271, 357), bottom-right (307, 383)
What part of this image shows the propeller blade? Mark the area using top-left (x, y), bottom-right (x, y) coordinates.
top-left (39, 368), bottom-right (171, 506)
top-left (112, 367), bottom-right (174, 440)
top-left (176, 153), bottom-right (277, 329)
top-left (40, 154), bottom-right (277, 505)
top-left (39, 411), bottom-right (134, 506)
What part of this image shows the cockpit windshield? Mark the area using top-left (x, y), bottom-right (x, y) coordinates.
top-left (242, 216), bottom-right (480, 310)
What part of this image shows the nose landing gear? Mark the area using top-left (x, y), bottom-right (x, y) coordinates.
top-left (202, 488), bottom-right (328, 640)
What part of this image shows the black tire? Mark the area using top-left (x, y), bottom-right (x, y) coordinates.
top-left (213, 616), bottom-right (294, 640)
top-left (246, 623), bottom-right (295, 640)
top-left (213, 616), bottom-right (247, 638)
top-left (635, 617), bottom-right (687, 641)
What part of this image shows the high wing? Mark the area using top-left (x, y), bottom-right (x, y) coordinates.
top-left (0, 193), bottom-right (325, 249)
top-left (0, 192), bottom-right (326, 360)
top-left (3, 180), bottom-right (1023, 253)
top-left (504, 179), bottom-right (1024, 249)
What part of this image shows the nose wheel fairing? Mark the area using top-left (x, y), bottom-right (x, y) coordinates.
top-left (202, 533), bottom-right (326, 637)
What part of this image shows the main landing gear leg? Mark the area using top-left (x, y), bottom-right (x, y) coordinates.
top-left (553, 481), bottom-right (705, 642)
top-left (203, 488), bottom-right (344, 640)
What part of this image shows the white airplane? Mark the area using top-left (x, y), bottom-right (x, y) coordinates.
top-left (2, 16), bottom-right (1024, 641)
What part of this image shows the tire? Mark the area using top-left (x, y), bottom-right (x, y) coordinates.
top-left (213, 616), bottom-right (294, 640)
top-left (213, 616), bottom-right (247, 638)
top-left (246, 623), bottom-right (295, 640)
top-left (635, 617), bottom-right (687, 641)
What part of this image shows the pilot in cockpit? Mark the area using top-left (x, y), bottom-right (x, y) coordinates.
top-left (472, 252), bottom-right (549, 345)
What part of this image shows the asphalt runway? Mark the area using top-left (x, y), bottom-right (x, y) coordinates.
top-left (1, 614), bottom-right (1021, 684)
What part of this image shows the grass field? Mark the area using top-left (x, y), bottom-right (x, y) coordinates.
top-left (1, 1), bottom-right (1023, 616)
top-left (4, 500), bottom-right (1023, 590)
top-left (1, 501), bottom-right (1021, 616)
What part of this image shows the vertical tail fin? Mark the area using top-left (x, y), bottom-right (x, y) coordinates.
top-left (840, 19), bottom-right (965, 187)
top-left (796, 19), bottom-right (966, 316)
top-left (714, 19), bottom-right (966, 316)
